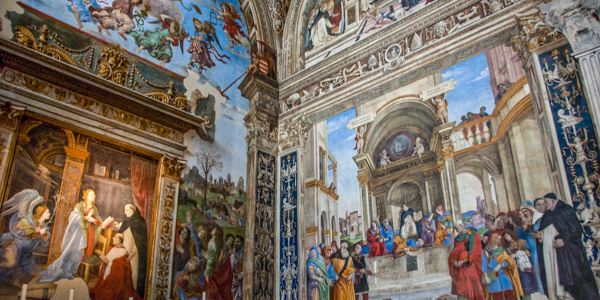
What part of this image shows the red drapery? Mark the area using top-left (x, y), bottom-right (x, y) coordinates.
top-left (130, 157), bottom-right (157, 222)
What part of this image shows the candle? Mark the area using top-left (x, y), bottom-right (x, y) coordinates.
top-left (202, 292), bottom-right (206, 300)
top-left (68, 288), bottom-right (74, 300)
top-left (20, 284), bottom-right (27, 300)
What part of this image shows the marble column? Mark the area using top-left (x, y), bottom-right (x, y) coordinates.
top-left (48, 130), bottom-right (89, 263)
top-left (481, 169), bottom-right (498, 216)
top-left (353, 153), bottom-right (375, 235)
top-left (0, 101), bottom-right (25, 200)
top-left (239, 73), bottom-right (279, 300)
top-left (492, 174), bottom-right (509, 213)
top-left (149, 155), bottom-right (185, 300)
top-left (278, 118), bottom-right (310, 300)
top-left (434, 123), bottom-right (461, 221)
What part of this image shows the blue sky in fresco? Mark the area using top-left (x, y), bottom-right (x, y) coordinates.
top-left (442, 53), bottom-right (495, 122)
top-left (327, 108), bottom-right (360, 218)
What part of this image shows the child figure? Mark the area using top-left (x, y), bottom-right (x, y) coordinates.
top-left (512, 239), bottom-right (538, 300)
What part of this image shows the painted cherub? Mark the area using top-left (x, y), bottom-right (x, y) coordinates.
top-left (354, 126), bottom-right (366, 154)
top-left (411, 137), bottom-right (425, 159)
top-left (432, 95), bottom-right (449, 124)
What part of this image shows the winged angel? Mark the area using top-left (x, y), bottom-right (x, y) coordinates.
top-left (0, 189), bottom-right (51, 284)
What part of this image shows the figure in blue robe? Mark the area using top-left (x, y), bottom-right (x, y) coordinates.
top-left (380, 219), bottom-right (395, 253)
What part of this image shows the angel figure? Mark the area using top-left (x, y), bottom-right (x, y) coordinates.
top-left (130, 14), bottom-right (188, 67)
top-left (354, 126), bottom-right (366, 154)
top-left (379, 149), bottom-right (391, 167)
top-left (432, 95), bottom-right (449, 124)
top-left (188, 17), bottom-right (230, 71)
top-left (411, 137), bottom-right (425, 159)
top-left (0, 189), bottom-right (51, 284)
top-left (211, 2), bottom-right (250, 50)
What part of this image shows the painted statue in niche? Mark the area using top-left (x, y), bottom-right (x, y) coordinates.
top-left (0, 121), bottom-right (157, 299)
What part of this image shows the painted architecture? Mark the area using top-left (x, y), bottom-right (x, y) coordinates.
top-left (0, 0), bottom-right (599, 299)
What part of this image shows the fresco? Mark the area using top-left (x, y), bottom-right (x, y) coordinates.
top-left (305, 0), bottom-right (439, 66)
top-left (0, 0), bottom-right (252, 298)
top-left (0, 120), bottom-right (157, 299)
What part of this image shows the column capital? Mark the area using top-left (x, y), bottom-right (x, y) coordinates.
top-left (510, 8), bottom-right (565, 63)
top-left (0, 101), bottom-right (25, 130)
top-left (278, 117), bottom-right (311, 152)
top-left (161, 155), bottom-right (186, 178)
top-left (246, 117), bottom-right (279, 152)
top-left (539, 0), bottom-right (600, 54)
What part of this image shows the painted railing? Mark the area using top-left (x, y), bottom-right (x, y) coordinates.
top-left (452, 77), bottom-right (531, 152)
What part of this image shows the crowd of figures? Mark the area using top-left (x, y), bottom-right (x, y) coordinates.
top-left (307, 204), bottom-right (455, 300)
top-left (0, 189), bottom-right (148, 300)
top-left (171, 211), bottom-right (244, 300)
top-left (449, 193), bottom-right (600, 300)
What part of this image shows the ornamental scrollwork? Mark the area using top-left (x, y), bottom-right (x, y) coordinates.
top-left (441, 146), bottom-right (455, 160)
top-left (539, 0), bottom-right (600, 54)
top-left (537, 45), bottom-right (600, 270)
top-left (154, 180), bottom-right (178, 300)
top-left (254, 151), bottom-right (276, 299)
top-left (12, 25), bottom-right (187, 110)
top-left (510, 9), bottom-right (563, 63)
top-left (280, 152), bottom-right (298, 300)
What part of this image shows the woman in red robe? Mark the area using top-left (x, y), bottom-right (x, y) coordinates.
top-left (90, 233), bottom-right (141, 300)
top-left (448, 221), bottom-right (485, 300)
top-left (366, 221), bottom-right (387, 257)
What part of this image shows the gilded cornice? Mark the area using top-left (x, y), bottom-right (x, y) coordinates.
top-left (0, 67), bottom-right (185, 143)
top-left (0, 39), bottom-right (204, 135)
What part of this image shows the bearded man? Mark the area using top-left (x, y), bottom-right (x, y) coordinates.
top-left (331, 241), bottom-right (355, 300)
